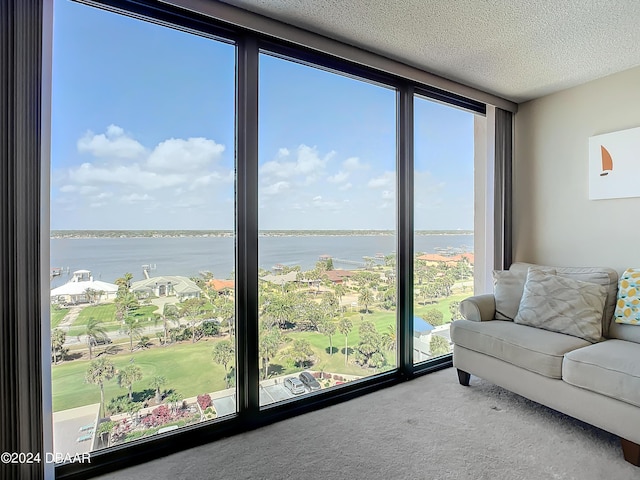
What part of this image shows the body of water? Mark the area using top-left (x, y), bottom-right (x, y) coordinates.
top-left (50, 234), bottom-right (473, 287)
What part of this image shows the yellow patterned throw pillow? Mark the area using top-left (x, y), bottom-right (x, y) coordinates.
top-left (614, 268), bottom-right (640, 325)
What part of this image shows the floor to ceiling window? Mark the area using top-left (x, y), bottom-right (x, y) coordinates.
top-left (412, 96), bottom-right (480, 364)
top-left (41, 1), bottom-right (496, 477)
top-left (50, 0), bottom-right (236, 458)
top-left (257, 53), bottom-right (397, 405)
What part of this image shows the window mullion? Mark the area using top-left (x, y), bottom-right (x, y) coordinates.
top-left (397, 84), bottom-right (414, 376)
top-left (235, 34), bottom-right (260, 419)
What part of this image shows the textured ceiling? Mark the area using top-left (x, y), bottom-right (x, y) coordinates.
top-left (220, 0), bottom-right (640, 103)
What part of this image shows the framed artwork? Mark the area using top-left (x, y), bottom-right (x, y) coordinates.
top-left (589, 126), bottom-right (640, 200)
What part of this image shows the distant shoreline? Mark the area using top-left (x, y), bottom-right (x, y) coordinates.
top-left (50, 229), bottom-right (473, 240)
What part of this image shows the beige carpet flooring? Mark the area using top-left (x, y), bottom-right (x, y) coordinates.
top-left (95, 368), bottom-right (639, 479)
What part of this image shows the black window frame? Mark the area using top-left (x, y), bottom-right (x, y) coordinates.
top-left (43, 1), bottom-right (489, 477)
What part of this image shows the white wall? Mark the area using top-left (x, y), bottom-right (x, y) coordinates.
top-left (513, 65), bottom-right (640, 272)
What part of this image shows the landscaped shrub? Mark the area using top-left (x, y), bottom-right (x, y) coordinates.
top-left (197, 393), bottom-right (212, 411)
top-left (324, 373), bottom-right (332, 379)
top-left (312, 372), bottom-right (320, 378)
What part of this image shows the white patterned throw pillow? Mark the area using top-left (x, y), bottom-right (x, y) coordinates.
top-left (614, 268), bottom-right (640, 325)
top-left (514, 269), bottom-right (607, 343)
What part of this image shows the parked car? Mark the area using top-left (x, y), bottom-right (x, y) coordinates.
top-left (89, 335), bottom-right (112, 346)
top-left (284, 377), bottom-right (306, 395)
top-left (298, 371), bottom-right (321, 391)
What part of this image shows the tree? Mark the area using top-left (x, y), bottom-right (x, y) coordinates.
top-left (118, 363), bottom-right (143, 401)
top-left (287, 339), bottom-right (314, 367)
top-left (115, 291), bottom-right (139, 322)
top-left (85, 357), bottom-right (116, 418)
top-left (381, 325), bottom-right (396, 352)
top-left (318, 319), bottom-right (337, 355)
top-left (120, 315), bottom-right (143, 352)
top-left (149, 375), bottom-right (167, 404)
top-left (166, 391), bottom-right (183, 414)
top-left (263, 292), bottom-right (294, 329)
top-left (179, 297), bottom-right (206, 343)
top-left (259, 322), bottom-right (282, 380)
top-left (51, 328), bottom-right (67, 364)
top-left (212, 340), bottom-right (235, 389)
top-left (333, 283), bottom-right (347, 306)
top-left (157, 303), bottom-right (179, 346)
top-left (136, 336), bottom-right (152, 350)
top-left (214, 295), bottom-right (235, 338)
top-left (338, 317), bottom-right (353, 365)
top-left (80, 317), bottom-right (108, 360)
top-left (430, 335), bottom-right (450, 356)
top-left (423, 308), bottom-right (445, 327)
top-left (358, 287), bottom-right (375, 314)
top-left (84, 287), bottom-right (97, 304)
top-left (354, 320), bottom-right (385, 368)
top-left (449, 301), bottom-right (461, 321)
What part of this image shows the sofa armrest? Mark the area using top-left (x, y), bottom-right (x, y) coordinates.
top-left (459, 294), bottom-right (496, 322)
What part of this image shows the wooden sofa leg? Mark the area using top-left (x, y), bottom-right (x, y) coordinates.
top-left (621, 438), bottom-right (640, 466)
top-left (457, 369), bottom-right (471, 386)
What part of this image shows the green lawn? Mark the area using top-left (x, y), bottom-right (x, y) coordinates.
top-left (52, 293), bottom-right (467, 413)
top-left (67, 303), bottom-right (160, 337)
top-left (50, 306), bottom-right (69, 329)
top-left (52, 339), bottom-right (228, 412)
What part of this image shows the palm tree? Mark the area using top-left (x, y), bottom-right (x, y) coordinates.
top-left (318, 319), bottom-right (337, 355)
top-left (178, 297), bottom-right (206, 343)
top-left (338, 317), bottom-right (353, 365)
top-left (358, 287), bottom-right (375, 314)
top-left (118, 363), bottom-right (143, 401)
top-left (51, 328), bottom-right (66, 364)
top-left (80, 317), bottom-right (108, 360)
top-left (259, 322), bottom-right (282, 380)
top-left (136, 336), bottom-right (152, 350)
top-left (212, 340), bottom-right (235, 388)
top-left (381, 325), bottom-right (397, 352)
top-left (149, 375), bottom-right (167, 404)
top-left (214, 296), bottom-right (235, 338)
top-left (263, 293), bottom-right (294, 329)
top-left (85, 357), bottom-right (116, 418)
top-left (115, 291), bottom-right (139, 322)
top-left (333, 283), bottom-right (347, 307)
top-left (157, 303), bottom-right (179, 346)
top-left (166, 391), bottom-right (183, 413)
top-left (120, 316), bottom-right (143, 352)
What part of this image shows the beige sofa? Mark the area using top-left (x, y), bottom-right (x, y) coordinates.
top-left (450, 263), bottom-right (640, 466)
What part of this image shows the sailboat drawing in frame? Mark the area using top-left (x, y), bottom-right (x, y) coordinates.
top-left (589, 126), bottom-right (640, 200)
top-left (600, 145), bottom-right (613, 176)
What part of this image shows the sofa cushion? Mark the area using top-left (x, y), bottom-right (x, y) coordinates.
top-left (493, 267), bottom-right (555, 321)
top-left (450, 319), bottom-right (591, 379)
top-left (563, 339), bottom-right (640, 408)
top-left (614, 268), bottom-right (640, 325)
top-left (514, 269), bottom-right (607, 343)
top-left (510, 263), bottom-right (618, 337)
top-left (493, 270), bottom-right (523, 321)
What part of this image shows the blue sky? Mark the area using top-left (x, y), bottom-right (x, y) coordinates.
top-left (51, 0), bottom-right (476, 231)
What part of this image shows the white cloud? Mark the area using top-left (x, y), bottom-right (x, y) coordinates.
top-left (339, 182), bottom-right (352, 191)
top-left (262, 181), bottom-right (290, 195)
top-left (121, 193), bottom-right (153, 204)
top-left (368, 171), bottom-right (395, 188)
top-left (343, 157), bottom-right (368, 170)
top-left (327, 170), bottom-right (350, 183)
top-left (146, 137), bottom-right (224, 172)
top-left (77, 124), bottom-right (146, 159)
top-left (260, 144), bottom-right (332, 182)
top-left (382, 190), bottom-right (395, 200)
top-left (68, 162), bottom-right (186, 190)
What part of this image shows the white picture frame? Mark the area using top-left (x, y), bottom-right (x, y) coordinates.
top-left (589, 126), bottom-right (640, 200)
